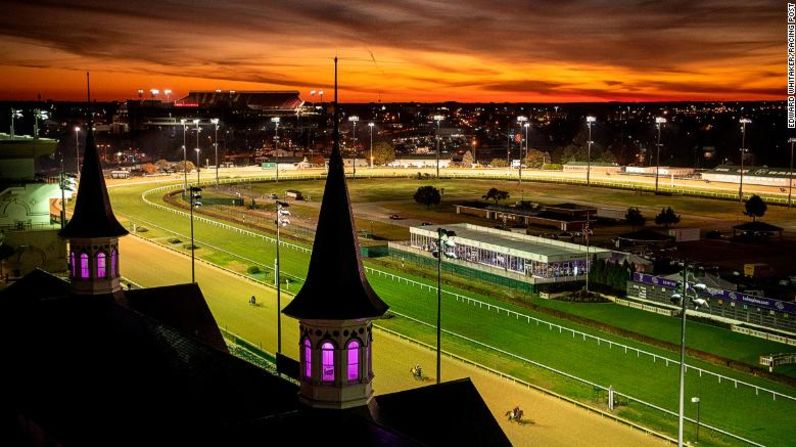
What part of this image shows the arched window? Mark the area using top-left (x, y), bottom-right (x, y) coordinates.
top-left (96, 252), bottom-right (107, 278)
top-left (303, 338), bottom-right (312, 379)
top-left (79, 253), bottom-right (89, 279)
top-left (70, 251), bottom-right (76, 277)
top-left (347, 339), bottom-right (360, 382)
top-left (110, 248), bottom-right (118, 277)
top-left (321, 342), bottom-right (335, 382)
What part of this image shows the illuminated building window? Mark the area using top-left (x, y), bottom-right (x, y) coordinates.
top-left (304, 338), bottom-right (312, 379)
top-left (96, 252), bottom-right (106, 278)
top-left (321, 342), bottom-right (335, 382)
top-left (347, 339), bottom-right (360, 381)
top-left (80, 253), bottom-right (89, 279)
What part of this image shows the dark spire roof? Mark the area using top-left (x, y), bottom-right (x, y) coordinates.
top-left (60, 127), bottom-right (128, 238)
top-left (283, 58), bottom-right (388, 320)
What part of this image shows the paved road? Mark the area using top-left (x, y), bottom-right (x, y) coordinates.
top-left (120, 235), bottom-right (665, 447)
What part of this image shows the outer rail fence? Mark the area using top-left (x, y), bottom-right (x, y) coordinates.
top-left (139, 180), bottom-right (796, 402)
top-left (364, 267), bottom-right (796, 404)
top-left (124, 232), bottom-right (768, 447)
top-left (389, 309), bottom-right (766, 447)
top-left (130, 176), bottom-right (793, 445)
top-left (137, 168), bottom-right (793, 208)
top-left (138, 180), bottom-right (796, 402)
top-left (373, 323), bottom-right (679, 446)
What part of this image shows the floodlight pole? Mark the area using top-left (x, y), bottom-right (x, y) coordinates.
top-left (189, 187), bottom-right (200, 283)
top-left (739, 118), bottom-right (751, 201)
top-left (586, 116), bottom-right (596, 186)
top-left (181, 119), bottom-right (187, 196)
top-left (276, 205), bottom-right (282, 354)
top-left (655, 117), bottom-right (666, 194)
top-left (74, 126), bottom-right (81, 177)
top-left (369, 122), bottom-right (374, 169)
top-left (436, 229), bottom-right (443, 385)
top-left (272, 117), bottom-right (281, 183)
top-left (677, 263), bottom-right (690, 447)
top-left (212, 118), bottom-right (220, 186)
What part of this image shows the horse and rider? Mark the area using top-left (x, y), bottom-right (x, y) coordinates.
top-left (410, 364), bottom-right (423, 381)
top-left (506, 406), bottom-right (523, 422)
top-left (249, 295), bottom-right (256, 306)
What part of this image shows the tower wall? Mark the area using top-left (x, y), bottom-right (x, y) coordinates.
top-left (68, 237), bottom-right (121, 295)
top-left (297, 318), bottom-right (374, 409)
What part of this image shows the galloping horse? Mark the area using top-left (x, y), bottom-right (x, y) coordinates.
top-left (505, 407), bottom-right (524, 422)
top-left (410, 365), bottom-right (423, 381)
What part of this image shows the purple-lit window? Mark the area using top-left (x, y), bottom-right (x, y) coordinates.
top-left (96, 252), bottom-right (106, 278)
top-left (321, 342), bottom-right (335, 382)
top-left (110, 249), bottom-right (117, 277)
top-left (347, 340), bottom-right (360, 382)
top-left (70, 251), bottom-right (76, 277)
top-left (79, 253), bottom-right (89, 279)
top-left (304, 338), bottom-right (312, 379)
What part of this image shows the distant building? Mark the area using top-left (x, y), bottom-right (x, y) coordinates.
top-left (624, 166), bottom-right (695, 176)
top-left (701, 165), bottom-right (795, 187)
top-left (563, 161), bottom-right (621, 174)
top-left (455, 201), bottom-right (596, 231)
top-left (0, 133), bottom-right (67, 279)
top-left (402, 223), bottom-right (611, 290)
top-left (627, 272), bottom-right (796, 333)
top-left (175, 90), bottom-right (304, 115)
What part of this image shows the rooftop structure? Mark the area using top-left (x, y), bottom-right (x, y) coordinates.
top-left (0, 133), bottom-right (65, 278)
top-left (174, 90), bottom-right (304, 114)
top-left (409, 223), bottom-right (611, 283)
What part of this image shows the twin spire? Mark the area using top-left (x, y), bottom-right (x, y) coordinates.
top-left (283, 57), bottom-right (388, 320)
top-left (60, 122), bottom-right (127, 239)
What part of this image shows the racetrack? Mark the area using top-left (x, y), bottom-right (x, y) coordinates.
top-left (120, 235), bottom-right (666, 447)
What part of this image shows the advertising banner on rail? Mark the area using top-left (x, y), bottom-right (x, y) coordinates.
top-left (632, 272), bottom-right (796, 315)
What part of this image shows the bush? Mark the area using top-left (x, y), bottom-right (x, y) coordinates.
top-left (489, 158), bottom-right (508, 168)
top-left (247, 265), bottom-right (261, 274)
top-left (413, 185), bottom-right (441, 208)
top-left (542, 163), bottom-right (563, 170)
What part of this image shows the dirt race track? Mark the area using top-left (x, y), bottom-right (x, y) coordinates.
top-left (121, 235), bottom-right (667, 447)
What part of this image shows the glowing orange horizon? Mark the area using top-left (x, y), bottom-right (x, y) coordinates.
top-left (0, 1), bottom-right (784, 103)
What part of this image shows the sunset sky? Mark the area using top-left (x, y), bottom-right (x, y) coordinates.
top-left (0, 0), bottom-right (785, 102)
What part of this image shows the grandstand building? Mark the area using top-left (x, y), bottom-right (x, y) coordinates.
top-left (0, 133), bottom-right (68, 279)
top-left (627, 272), bottom-right (796, 333)
top-left (403, 223), bottom-right (611, 290)
top-left (175, 90), bottom-right (304, 115)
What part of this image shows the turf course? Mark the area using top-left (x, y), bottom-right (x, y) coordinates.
top-left (108, 177), bottom-right (796, 447)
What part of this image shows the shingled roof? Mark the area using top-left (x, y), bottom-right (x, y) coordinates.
top-left (282, 70), bottom-right (388, 321)
top-left (60, 128), bottom-right (128, 238)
